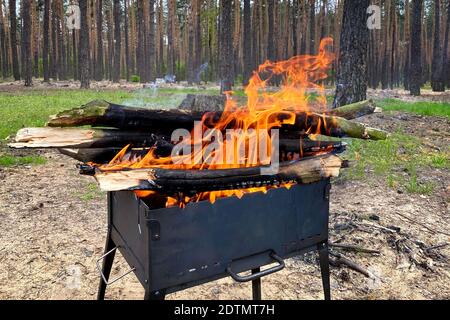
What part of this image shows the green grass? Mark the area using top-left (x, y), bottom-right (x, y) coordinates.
top-left (75, 183), bottom-right (104, 201)
top-left (377, 99), bottom-right (450, 119)
top-left (0, 88), bottom-right (226, 140)
top-left (0, 90), bottom-right (135, 139)
top-left (0, 154), bottom-right (47, 166)
top-left (342, 132), bottom-right (449, 195)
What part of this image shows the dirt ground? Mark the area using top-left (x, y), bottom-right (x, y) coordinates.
top-left (0, 91), bottom-right (449, 300)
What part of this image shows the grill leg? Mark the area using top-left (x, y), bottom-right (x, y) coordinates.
top-left (318, 242), bottom-right (331, 300)
top-left (252, 268), bottom-right (262, 300)
top-left (144, 290), bottom-right (166, 300)
top-left (97, 235), bottom-right (116, 300)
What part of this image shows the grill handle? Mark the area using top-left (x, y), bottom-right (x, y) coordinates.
top-left (226, 252), bottom-right (285, 283)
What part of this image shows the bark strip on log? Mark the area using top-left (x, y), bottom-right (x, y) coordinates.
top-left (9, 127), bottom-right (173, 150)
top-left (92, 153), bottom-right (343, 192)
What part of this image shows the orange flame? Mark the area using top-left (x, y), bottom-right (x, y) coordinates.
top-left (101, 38), bottom-right (335, 208)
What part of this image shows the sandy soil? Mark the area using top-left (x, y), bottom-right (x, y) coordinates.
top-left (0, 97), bottom-right (449, 300)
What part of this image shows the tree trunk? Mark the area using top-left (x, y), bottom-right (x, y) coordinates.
top-left (267, 0), bottom-right (275, 60)
top-left (0, 0), bottom-right (9, 78)
top-left (442, 0), bottom-right (450, 88)
top-left (308, 0), bottom-right (316, 54)
top-left (167, 0), bottom-right (176, 76)
top-left (219, 0), bottom-right (233, 92)
top-left (431, 0), bottom-right (445, 92)
top-left (403, 0), bottom-right (410, 90)
top-left (42, 0), bottom-right (50, 82)
top-left (113, 0), bottom-right (121, 82)
top-left (124, 0), bottom-right (130, 81)
top-left (95, 0), bottom-right (103, 81)
top-left (409, 0), bottom-right (423, 96)
top-left (79, 0), bottom-right (90, 89)
top-left (22, 0), bottom-right (32, 86)
top-left (333, 0), bottom-right (370, 108)
top-left (137, 0), bottom-right (146, 83)
top-left (242, 0), bottom-right (252, 86)
top-left (187, 1), bottom-right (195, 84)
top-left (148, 0), bottom-right (156, 81)
top-left (9, 0), bottom-right (20, 80)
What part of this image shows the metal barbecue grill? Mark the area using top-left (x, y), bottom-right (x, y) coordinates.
top-left (96, 179), bottom-right (332, 300)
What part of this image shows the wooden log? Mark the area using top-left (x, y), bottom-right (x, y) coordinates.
top-left (280, 139), bottom-right (346, 154)
top-left (8, 127), bottom-right (173, 150)
top-left (46, 100), bottom-right (386, 140)
top-left (91, 153), bottom-right (343, 192)
top-left (289, 112), bottom-right (389, 140)
top-left (327, 99), bottom-right (376, 119)
top-left (46, 99), bottom-right (205, 131)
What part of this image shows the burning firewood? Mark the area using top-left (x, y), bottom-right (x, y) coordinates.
top-left (86, 153), bottom-right (344, 192)
top-left (43, 99), bottom-right (387, 141)
top-left (47, 99), bottom-right (378, 129)
top-left (9, 127), bottom-right (172, 151)
top-left (46, 100), bottom-right (205, 131)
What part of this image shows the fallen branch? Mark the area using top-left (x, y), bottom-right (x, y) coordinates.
top-left (327, 100), bottom-right (377, 119)
top-left (91, 153), bottom-right (343, 192)
top-left (329, 251), bottom-right (374, 278)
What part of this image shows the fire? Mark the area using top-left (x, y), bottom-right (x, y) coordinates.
top-left (101, 38), bottom-right (335, 208)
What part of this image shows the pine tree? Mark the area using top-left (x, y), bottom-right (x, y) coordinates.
top-left (409, 0), bottom-right (423, 96)
top-left (219, 0), bottom-right (233, 92)
top-left (22, 0), bottom-right (32, 86)
top-left (79, 0), bottom-right (90, 88)
top-left (243, 0), bottom-right (252, 85)
top-left (333, 0), bottom-right (370, 107)
top-left (431, 0), bottom-right (445, 91)
top-left (113, 0), bottom-right (121, 82)
top-left (10, 0), bottom-right (20, 80)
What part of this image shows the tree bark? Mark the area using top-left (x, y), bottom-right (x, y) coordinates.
top-left (308, 0), bottom-right (316, 54)
top-left (242, 0), bottom-right (252, 86)
top-left (0, 0), bottom-right (7, 78)
top-left (409, 0), bottom-right (423, 96)
top-left (167, 0), bottom-right (176, 76)
top-left (79, 0), bottom-right (90, 89)
top-left (95, 0), bottom-right (104, 81)
top-left (442, 0), bottom-right (450, 88)
top-left (148, 0), bottom-right (156, 81)
top-left (124, 0), bottom-right (130, 81)
top-left (42, 0), bottom-right (50, 82)
top-left (219, 0), bottom-right (233, 92)
top-left (333, 0), bottom-right (370, 108)
top-left (9, 0), bottom-right (20, 80)
top-left (113, 0), bottom-right (121, 82)
top-left (431, 0), bottom-right (445, 92)
top-left (22, 0), bottom-right (32, 86)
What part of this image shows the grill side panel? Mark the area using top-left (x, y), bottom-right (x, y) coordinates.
top-left (143, 180), bottom-right (330, 292)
